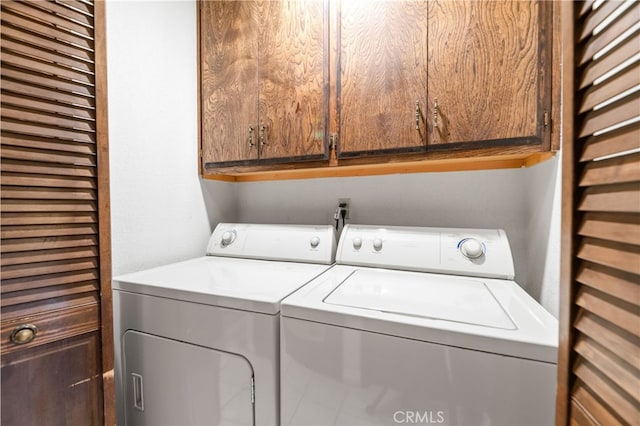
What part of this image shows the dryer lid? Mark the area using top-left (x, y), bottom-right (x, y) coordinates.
top-left (113, 257), bottom-right (332, 314)
top-left (324, 269), bottom-right (516, 330)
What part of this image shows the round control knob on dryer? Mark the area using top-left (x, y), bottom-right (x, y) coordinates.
top-left (460, 238), bottom-right (484, 259)
top-left (352, 237), bottom-right (363, 250)
top-left (310, 236), bottom-right (320, 248)
top-left (373, 238), bottom-right (383, 251)
top-left (221, 231), bottom-right (234, 246)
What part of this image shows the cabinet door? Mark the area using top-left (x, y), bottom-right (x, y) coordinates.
top-left (258, 0), bottom-right (327, 162)
top-left (201, 1), bottom-right (260, 165)
top-left (427, 0), bottom-right (549, 148)
top-left (337, 0), bottom-right (428, 158)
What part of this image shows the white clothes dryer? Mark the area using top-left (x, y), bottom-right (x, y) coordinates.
top-left (113, 223), bottom-right (336, 426)
top-left (280, 224), bottom-right (558, 426)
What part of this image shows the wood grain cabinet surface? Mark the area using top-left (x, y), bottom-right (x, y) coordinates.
top-left (200, 0), bottom-right (328, 167)
top-left (426, 0), bottom-right (550, 150)
top-left (337, 1), bottom-right (429, 158)
top-left (199, 0), bottom-right (555, 180)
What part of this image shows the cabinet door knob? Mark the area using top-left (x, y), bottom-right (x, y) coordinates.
top-left (415, 100), bottom-right (421, 131)
top-left (10, 324), bottom-right (38, 344)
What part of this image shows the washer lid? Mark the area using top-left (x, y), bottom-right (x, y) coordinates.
top-left (112, 257), bottom-right (332, 314)
top-left (324, 269), bottom-right (516, 330)
top-left (281, 265), bottom-right (558, 363)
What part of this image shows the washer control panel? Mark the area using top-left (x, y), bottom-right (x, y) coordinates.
top-left (337, 224), bottom-right (514, 279)
top-left (206, 223), bottom-right (337, 264)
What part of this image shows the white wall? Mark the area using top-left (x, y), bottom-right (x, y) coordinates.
top-left (236, 163), bottom-right (562, 317)
top-left (106, 0), bottom-right (235, 276)
top-left (524, 156), bottom-right (562, 318)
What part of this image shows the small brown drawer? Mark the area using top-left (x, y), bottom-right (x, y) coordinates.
top-left (1, 302), bottom-right (100, 356)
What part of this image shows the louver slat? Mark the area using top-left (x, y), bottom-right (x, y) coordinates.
top-left (577, 212), bottom-right (640, 246)
top-left (580, 122), bottom-right (640, 162)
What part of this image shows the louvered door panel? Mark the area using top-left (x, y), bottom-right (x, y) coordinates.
top-left (559, 1), bottom-right (640, 424)
top-left (0, 0), bottom-right (99, 301)
top-left (0, 1), bottom-right (112, 424)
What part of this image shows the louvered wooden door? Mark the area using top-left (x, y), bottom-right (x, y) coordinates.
top-left (0, 1), bottom-right (113, 425)
top-left (558, 1), bottom-right (640, 424)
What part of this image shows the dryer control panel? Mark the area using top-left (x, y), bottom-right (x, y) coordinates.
top-left (207, 223), bottom-right (337, 265)
top-left (336, 224), bottom-right (514, 279)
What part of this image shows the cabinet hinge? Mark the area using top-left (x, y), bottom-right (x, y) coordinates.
top-left (250, 376), bottom-right (255, 404)
top-left (543, 111), bottom-right (549, 128)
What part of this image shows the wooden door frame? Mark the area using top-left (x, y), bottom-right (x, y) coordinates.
top-left (556, 0), bottom-right (575, 424)
top-left (94, 1), bottom-right (115, 424)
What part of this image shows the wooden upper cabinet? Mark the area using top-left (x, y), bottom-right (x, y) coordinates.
top-left (259, 0), bottom-right (327, 161)
top-left (337, 1), bottom-right (428, 158)
top-left (200, 0), bottom-right (327, 168)
top-left (427, 0), bottom-right (550, 149)
top-left (201, 1), bottom-right (259, 165)
top-left (199, 0), bottom-right (555, 178)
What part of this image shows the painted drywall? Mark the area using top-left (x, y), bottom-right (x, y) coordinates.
top-left (106, 0), bottom-right (235, 276)
top-left (236, 163), bottom-right (562, 317)
top-left (524, 156), bottom-right (562, 318)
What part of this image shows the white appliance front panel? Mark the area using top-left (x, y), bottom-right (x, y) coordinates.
top-left (282, 265), bottom-right (558, 362)
top-left (281, 317), bottom-right (557, 426)
top-left (123, 331), bottom-right (253, 426)
top-left (113, 256), bottom-right (332, 314)
top-left (337, 224), bottom-right (515, 279)
top-left (324, 269), bottom-right (516, 329)
top-left (207, 223), bottom-right (336, 264)
top-left (113, 290), bottom-right (280, 426)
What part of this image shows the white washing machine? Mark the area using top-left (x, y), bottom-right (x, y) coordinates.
top-left (112, 223), bottom-right (336, 426)
top-left (280, 224), bottom-right (558, 426)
